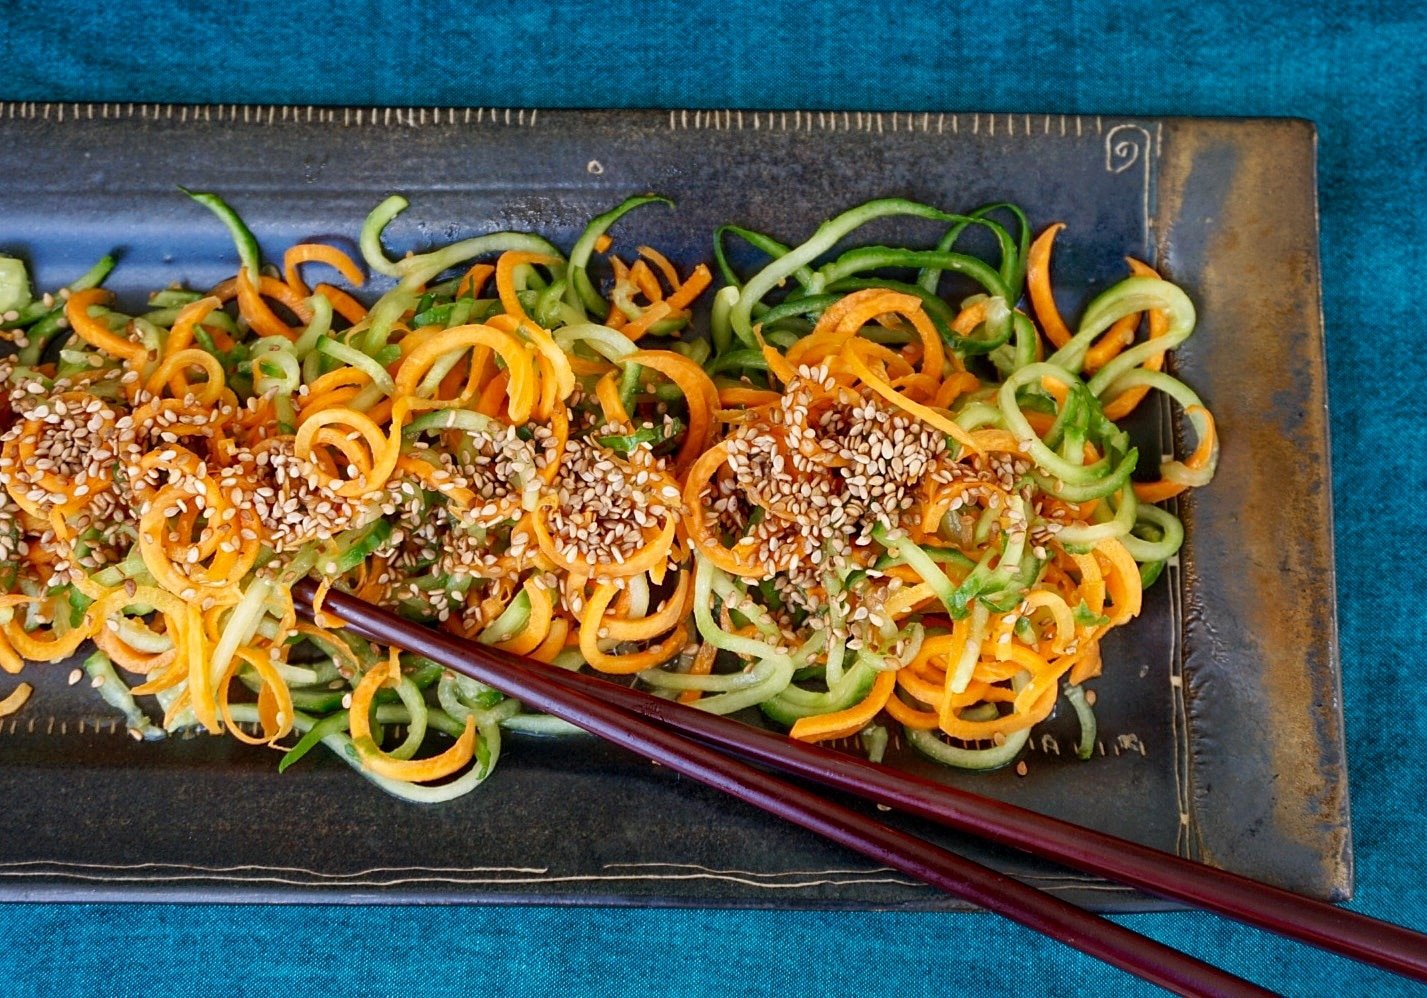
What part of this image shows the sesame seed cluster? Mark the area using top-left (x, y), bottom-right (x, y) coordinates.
top-left (700, 362), bottom-right (1089, 658)
top-left (1, 379), bottom-right (121, 511)
top-left (453, 423), bottom-right (548, 526)
top-left (544, 431), bottom-right (680, 572)
top-left (717, 365), bottom-right (948, 586)
top-left (0, 374), bottom-right (135, 586)
top-left (368, 421), bottom-right (561, 625)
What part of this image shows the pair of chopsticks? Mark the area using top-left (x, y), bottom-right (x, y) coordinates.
top-left (295, 580), bottom-right (1427, 995)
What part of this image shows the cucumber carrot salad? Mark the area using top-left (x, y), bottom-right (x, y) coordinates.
top-left (0, 193), bottom-right (1217, 801)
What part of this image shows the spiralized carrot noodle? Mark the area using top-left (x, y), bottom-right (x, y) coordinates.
top-left (284, 243), bottom-right (366, 297)
top-left (0, 683), bottom-right (32, 719)
top-left (0, 191), bottom-right (1210, 798)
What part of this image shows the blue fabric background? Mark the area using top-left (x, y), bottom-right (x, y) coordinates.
top-left (2, 1), bottom-right (1423, 994)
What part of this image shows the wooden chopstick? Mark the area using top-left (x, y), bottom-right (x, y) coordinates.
top-left (294, 580), bottom-right (1267, 996)
top-left (519, 652), bottom-right (1427, 982)
top-left (304, 582), bottom-right (1427, 984)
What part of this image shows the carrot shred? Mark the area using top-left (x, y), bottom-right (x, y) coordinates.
top-left (637, 246), bottom-right (681, 289)
top-left (1027, 223), bottom-right (1073, 348)
top-left (884, 688), bottom-right (942, 729)
top-left (663, 264), bottom-right (712, 311)
top-left (603, 570), bottom-right (692, 642)
top-left (579, 583), bottom-right (689, 674)
top-left (1083, 311), bottom-right (1139, 372)
top-left (620, 349), bottom-right (718, 474)
top-left (594, 370), bottom-right (631, 425)
top-left (0, 628), bottom-right (27, 676)
top-left (349, 653), bottom-right (477, 782)
top-left (162, 296), bottom-right (223, 355)
top-left (283, 243), bottom-right (365, 298)
top-left (790, 670), bottom-right (896, 742)
top-left (677, 641), bottom-right (719, 706)
top-left (492, 580), bottom-right (554, 657)
top-left (314, 283), bottom-right (369, 324)
top-left (629, 259), bottom-right (663, 303)
top-left (64, 289), bottom-right (147, 365)
top-left (455, 263), bottom-right (495, 299)
top-left (620, 300), bottom-right (672, 341)
top-left (236, 270), bottom-right (315, 341)
top-left (495, 251), bottom-right (562, 327)
top-left (0, 683), bottom-right (32, 718)
top-left (681, 443), bottom-right (767, 578)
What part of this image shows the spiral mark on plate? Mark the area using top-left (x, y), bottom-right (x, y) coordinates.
top-left (1105, 123), bottom-right (1151, 174)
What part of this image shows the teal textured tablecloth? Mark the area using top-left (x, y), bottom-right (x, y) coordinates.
top-left (2, 1), bottom-right (1424, 994)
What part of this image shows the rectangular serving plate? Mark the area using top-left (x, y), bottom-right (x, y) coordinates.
top-left (0, 105), bottom-right (1346, 910)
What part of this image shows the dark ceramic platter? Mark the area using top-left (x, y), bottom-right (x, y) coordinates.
top-left (0, 105), bottom-right (1345, 910)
